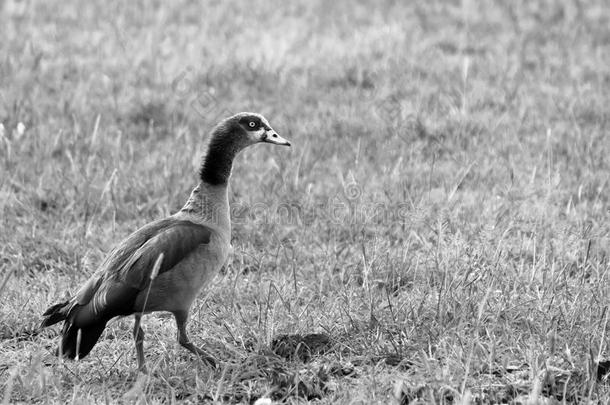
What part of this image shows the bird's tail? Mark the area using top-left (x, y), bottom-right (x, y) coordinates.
top-left (40, 300), bottom-right (71, 328)
top-left (59, 318), bottom-right (108, 359)
top-left (41, 300), bottom-right (108, 359)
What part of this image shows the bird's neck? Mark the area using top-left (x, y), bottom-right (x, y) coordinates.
top-left (178, 132), bottom-right (242, 235)
top-left (199, 138), bottom-right (240, 186)
top-left (178, 182), bottom-right (230, 234)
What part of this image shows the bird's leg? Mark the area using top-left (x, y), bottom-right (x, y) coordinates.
top-left (133, 314), bottom-right (147, 373)
top-left (173, 310), bottom-right (216, 368)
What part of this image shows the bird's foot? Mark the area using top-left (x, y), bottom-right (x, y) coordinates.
top-left (181, 341), bottom-right (217, 368)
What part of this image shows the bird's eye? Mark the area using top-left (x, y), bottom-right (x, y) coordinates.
top-left (248, 121), bottom-right (256, 128)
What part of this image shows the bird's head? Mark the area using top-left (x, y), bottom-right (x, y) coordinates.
top-left (210, 112), bottom-right (291, 152)
top-left (200, 112), bottom-right (290, 185)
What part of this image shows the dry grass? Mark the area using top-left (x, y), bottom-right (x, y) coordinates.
top-left (1, 0), bottom-right (609, 403)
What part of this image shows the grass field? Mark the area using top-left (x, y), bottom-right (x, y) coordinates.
top-left (1, 0), bottom-right (610, 403)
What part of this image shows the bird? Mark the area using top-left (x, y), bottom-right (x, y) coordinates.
top-left (40, 112), bottom-right (291, 372)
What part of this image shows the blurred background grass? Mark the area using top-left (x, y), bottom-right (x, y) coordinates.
top-left (1, 0), bottom-right (609, 403)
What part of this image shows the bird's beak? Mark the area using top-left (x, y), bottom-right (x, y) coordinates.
top-left (262, 129), bottom-right (291, 146)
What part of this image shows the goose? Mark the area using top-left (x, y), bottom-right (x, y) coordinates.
top-left (40, 112), bottom-right (290, 372)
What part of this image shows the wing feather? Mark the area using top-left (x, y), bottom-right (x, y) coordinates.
top-left (120, 221), bottom-right (212, 288)
top-left (76, 219), bottom-right (212, 319)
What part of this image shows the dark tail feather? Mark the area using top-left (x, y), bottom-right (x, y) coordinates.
top-left (60, 317), bottom-right (108, 360)
top-left (42, 300), bottom-right (108, 359)
top-left (40, 301), bottom-right (71, 328)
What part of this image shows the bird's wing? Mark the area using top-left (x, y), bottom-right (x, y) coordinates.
top-left (73, 219), bottom-right (212, 319)
top-left (73, 218), bottom-right (176, 306)
top-left (118, 220), bottom-right (213, 287)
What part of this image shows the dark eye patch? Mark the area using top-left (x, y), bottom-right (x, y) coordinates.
top-left (239, 116), bottom-right (262, 130)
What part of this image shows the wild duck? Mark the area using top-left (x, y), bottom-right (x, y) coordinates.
top-left (40, 112), bottom-right (290, 372)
